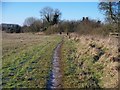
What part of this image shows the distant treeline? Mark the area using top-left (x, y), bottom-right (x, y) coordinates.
top-left (0, 17), bottom-right (116, 36)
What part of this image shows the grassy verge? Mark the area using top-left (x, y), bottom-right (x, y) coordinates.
top-left (61, 34), bottom-right (118, 88)
top-left (61, 38), bottom-right (78, 88)
top-left (2, 33), bottom-right (62, 88)
top-left (61, 36), bottom-right (105, 88)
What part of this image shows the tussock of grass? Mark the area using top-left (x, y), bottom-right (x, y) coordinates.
top-left (61, 34), bottom-right (118, 88)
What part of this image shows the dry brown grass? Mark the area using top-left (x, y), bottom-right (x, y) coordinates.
top-left (2, 32), bottom-right (43, 55)
top-left (68, 33), bottom-right (119, 88)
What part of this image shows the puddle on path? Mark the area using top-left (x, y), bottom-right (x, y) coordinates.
top-left (46, 42), bottom-right (63, 89)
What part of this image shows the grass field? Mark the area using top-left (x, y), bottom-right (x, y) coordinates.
top-left (2, 32), bottom-right (62, 88)
top-left (1, 32), bottom-right (119, 88)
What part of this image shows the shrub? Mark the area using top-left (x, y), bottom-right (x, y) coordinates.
top-left (76, 21), bottom-right (116, 36)
top-left (45, 25), bottom-right (60, 35)
top-left (21, 25), bottom-right (30, 33)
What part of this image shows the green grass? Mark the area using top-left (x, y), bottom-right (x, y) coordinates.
top-left (61, 38), bottom-right (78, 88)
top-left (2, 33), bottom-right (62, 88)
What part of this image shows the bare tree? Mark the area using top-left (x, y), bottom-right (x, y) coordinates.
top-left (23, 17), bottom-right (43, 32)
top-left (30, 19), bottom-right (43, 32)
top-left (40, 7), bottom-right (61, 25)
top-left (23, 17), bottom-right (37, 26)
top-left (98, 1), bottom-right (120, 24)
top-left (52, 9), bottom-right (61, 25)
top-left (40, 7), bottom-right (54, 23)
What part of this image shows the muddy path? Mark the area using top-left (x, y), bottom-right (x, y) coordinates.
top-left (46, 40), bottom-right (63, 89)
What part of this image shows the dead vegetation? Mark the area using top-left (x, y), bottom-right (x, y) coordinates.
top-left (62, 33), bottom-right (119, 88)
